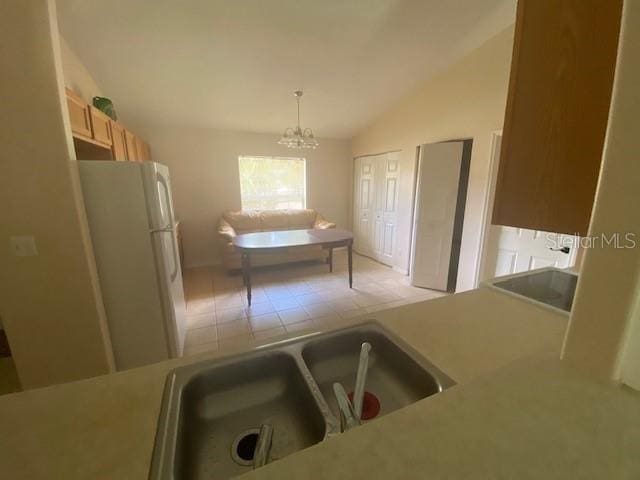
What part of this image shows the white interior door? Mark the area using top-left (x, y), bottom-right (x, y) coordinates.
top-left (489, 226), bottom-right (577, 277)
top-left (410, 142), bottom-right (464, 290)
top-left (373, 153), bottom-right (399, 266)
top-left (353, 156), bottom-right (375, 256)
top-left (353, 153), bottom-right (399, 266)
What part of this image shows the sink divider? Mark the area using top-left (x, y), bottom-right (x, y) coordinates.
top-left (289, 345), bottom-right (341, 438)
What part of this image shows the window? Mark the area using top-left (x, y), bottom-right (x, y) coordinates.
top-left (238, 156), bottom-right (306, 210)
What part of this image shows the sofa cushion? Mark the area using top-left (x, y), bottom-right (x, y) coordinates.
top-left (260, 210), bottom-right (290, 231)
top-left (287, 209), bottom-right (318, 229)
top-left (224, 210), bottom-right (261, 232)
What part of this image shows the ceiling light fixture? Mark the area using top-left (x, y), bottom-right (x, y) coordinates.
top-left (278, 90), bottom-right (319, 149)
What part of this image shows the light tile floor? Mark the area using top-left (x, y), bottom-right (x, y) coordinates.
top-left (182, 251), bottom-right (447, 356)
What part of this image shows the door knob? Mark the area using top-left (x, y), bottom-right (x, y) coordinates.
top-left (548, 246), bottom-right (570, 254)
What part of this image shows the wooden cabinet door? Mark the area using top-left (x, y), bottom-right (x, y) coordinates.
top-left (88, 106), bottom-right (113, 147)
top-left (65, 89), bottom-right (92, 139)
top-left (110, 121), bottom-right (128, 161)
top-left (135, 136), bottom-right (145, 162)
top-left (124, 130), bottom-right (138, 161)
top-left (135, 136), bottom-right (151, 162)
top-left (144, 141), bottom-right (152, 161)
top-left (492, 0), bottom-right (622, 236)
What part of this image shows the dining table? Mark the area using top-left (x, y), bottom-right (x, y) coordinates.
top-left (232, 228), bottom-right (354, 305)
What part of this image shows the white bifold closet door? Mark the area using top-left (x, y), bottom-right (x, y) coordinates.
top-left (353, 152), bottom-right (400, 267)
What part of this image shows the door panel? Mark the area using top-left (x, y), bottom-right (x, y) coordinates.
top-left (495, 249), bottom-right (518, 276)
top-left (529, 256), bottom-right (557, 270)
top-left (373, 218), bottom-right (383, 256)
top-left (360, 178), bottom-right (370, 207)
top-left (354, 156), bottom-right (376, 255)
top-left (385, 178), bottom-right (397, 211)
top-left (410, 142), bottom-right (464, 290)
top-left (377, 153), bottom-right (399, 266)
top-left (65, 89), bottom-right (92, 139)
top-left (383, 223), bottom-right (394, 257)
top-left (110, 121), bottom-right (128, 161)
top-left (88, 106), bottom-right (113, 146)
top-left (125, 130), bottom-right (138, 162)
top-left (488, 225), bottom-right (577, 277)
top-left (359, 218), bottom-right (369, 248)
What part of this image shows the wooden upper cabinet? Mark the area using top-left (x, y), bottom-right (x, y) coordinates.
top-left (110, 121), bottom-right (128, 161)
top-left (65, 88), bottom-right (92, 139)
top-left (64, 88), bottom-right (152, 163)
top-left (124, 130), bottom-right (138, 162)
top-left (88, 106), bottom-right (113, 147)
top-left (134, 136), bottom-right (152, 162)
top-left (492, 0), bottom-right (623, 236)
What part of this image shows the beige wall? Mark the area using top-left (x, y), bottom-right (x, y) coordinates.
top-left (135, 126), bottom-right (352, 267)
top-left (58, 35), bottom-right (104, 102)
top-left (0, 0), bottom-right (114, 388)
top-left (351, 26), bottom-right (514, 291)
top-left (562, 0), bottom-right (640, 386)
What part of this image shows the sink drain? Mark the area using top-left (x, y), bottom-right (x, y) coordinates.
top-left (231, 428), bottom-right (261, 466)
top-left (348, 391), bottom-right (381, 420)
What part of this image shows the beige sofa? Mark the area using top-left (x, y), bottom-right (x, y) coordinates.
top-left (217, 209), bottom-right (336, 271)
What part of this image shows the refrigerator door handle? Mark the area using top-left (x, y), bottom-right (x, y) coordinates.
top-left (150, 224), bottom-right (174, 234)
top-left (154, 172), bottom-right (180, 283)
top-left (164, 229), bottom-right (179, 283)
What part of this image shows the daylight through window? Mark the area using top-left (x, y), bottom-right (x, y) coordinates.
top-left (238, 156), bottom-right (306, 210)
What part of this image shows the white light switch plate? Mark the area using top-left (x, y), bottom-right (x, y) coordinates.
top-left (10, 235), bottom-right (38, 257)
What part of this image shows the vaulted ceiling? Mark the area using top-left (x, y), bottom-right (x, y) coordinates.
top-left (56, 0), bottom-right (515, 139)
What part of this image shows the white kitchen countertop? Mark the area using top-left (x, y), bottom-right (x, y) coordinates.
top-left (0, 287), bottom-right (637, 479)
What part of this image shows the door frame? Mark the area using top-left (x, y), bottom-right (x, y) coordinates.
top-left (474, 130), bottom-right (503, 287)
top-left (406, 146), bottom-right (422, 277)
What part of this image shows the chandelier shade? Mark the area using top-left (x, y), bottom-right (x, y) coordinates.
top-left (278, 91), bottom-right (319, 149)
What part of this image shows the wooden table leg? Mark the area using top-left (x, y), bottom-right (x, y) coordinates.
top-left (328, 248), bottom-right (333, 273)
top-left (347, 242), bottom-right (353, 288)
top-left (242, 252), bottom-right (252, 306)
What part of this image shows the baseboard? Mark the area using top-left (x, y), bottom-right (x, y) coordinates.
top-left (183, 260), bottom-right (221, 270)
top-left (393, 266), bottom-right (409, 275)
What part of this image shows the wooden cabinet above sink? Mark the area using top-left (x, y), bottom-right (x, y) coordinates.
top-left (491, 0), bottom-right (623, 236)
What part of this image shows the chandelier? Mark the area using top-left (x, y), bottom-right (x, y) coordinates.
top-left (278, 90), bottom-right (319, 149)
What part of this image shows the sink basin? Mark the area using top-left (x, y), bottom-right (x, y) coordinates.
top-left (149, 351), bottom-right (328, 480)
top-left (486, 267), bottom-right (578, 313)
top-left (302, 329), bottom-right (452, 420)
top-left (149, 322), bottom-right (455, 479)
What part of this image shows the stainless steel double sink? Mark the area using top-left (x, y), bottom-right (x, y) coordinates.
top-left (149, 322), bottom-right (454, 479)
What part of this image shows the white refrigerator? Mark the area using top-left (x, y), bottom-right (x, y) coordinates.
top-left (78, 161), bottom-right (187, 370)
